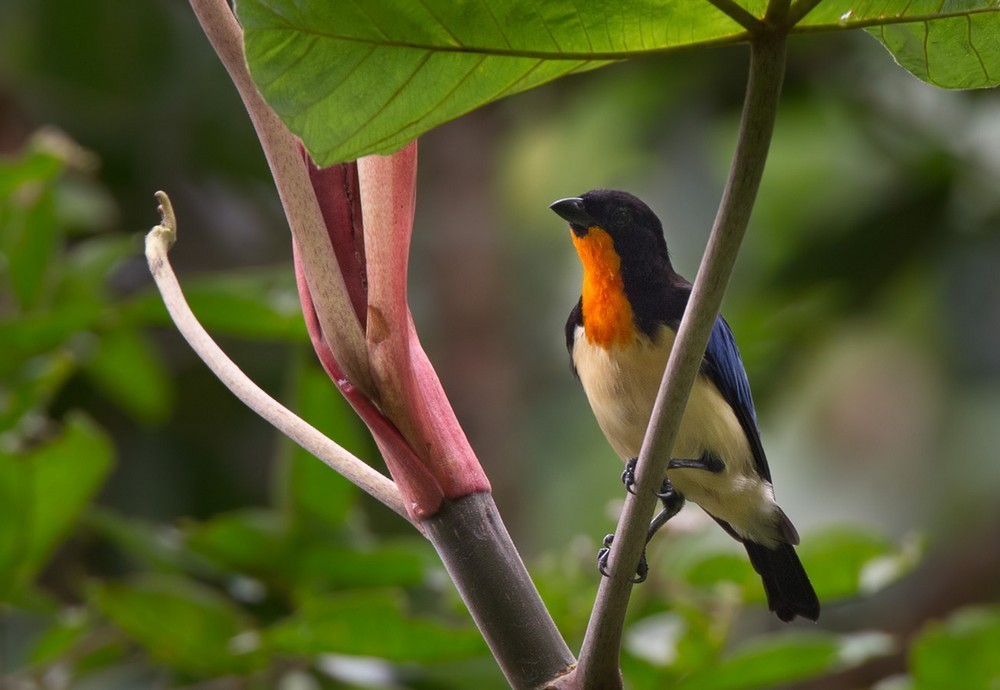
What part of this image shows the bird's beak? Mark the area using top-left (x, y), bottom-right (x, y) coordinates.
top-left (549, 197), bottom-right (594, 235)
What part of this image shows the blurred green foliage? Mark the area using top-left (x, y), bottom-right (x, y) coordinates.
top-left (2, 0), bottom-right (1000, 688)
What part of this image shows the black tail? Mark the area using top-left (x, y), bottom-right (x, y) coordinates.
top-left (743, 540), bottom-right (820, 622)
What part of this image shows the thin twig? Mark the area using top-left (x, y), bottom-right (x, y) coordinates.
top-left (188, 0), bottom-right (375, 401)
top-left (145, 191), bottom-right (411, 524)
top-left (705, 0), bottom-right (764, 33)
top-left (572, 32), bottom-right (788, 689)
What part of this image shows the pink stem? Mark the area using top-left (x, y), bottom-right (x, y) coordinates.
top-left (360, 143), bottom-right (490, 498)
top-left (294, 243), bottom-right (443, 519)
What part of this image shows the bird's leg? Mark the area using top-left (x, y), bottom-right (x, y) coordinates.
top-left (648, 478), bottom-right (686, 542)
top-left (667, 451), bottom-right (725, 473)
top-left (597, 480), bottom-right (686, 583)
top-left (621, 457), bottom-right (639, 495)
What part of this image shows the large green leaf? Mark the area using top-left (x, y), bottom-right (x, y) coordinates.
top-left (277, 356), bottom-right (368, 529)
top-left (869, 12), bottom-right (1000, 89)
top-left (124, 268), bottom-right (307, 341)
top-left (90, 575), bottom-right (266, 676)
top-left (798, 0), bottom-right (1000, 89)
top-left (0, 414), bottom-right (113, 598)
top-left (266, 591), bottom-right (486, 662)
top-left (910, 606), bottom-right (1000, 690)
top-left (239, 0), bottom-right (1000, 165)
top-left (237, 0), bottom-right (746, 165)
top-left (81, 327), bottom-right (174, 423)
top-left (672, 631), bottom-right (894, 690)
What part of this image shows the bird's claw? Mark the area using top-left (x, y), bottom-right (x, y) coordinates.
top-left (621, 457), bottom-right (638, 495)
top-left (654, 477), bottom-right (675, 500)
top-left (596, 533), bottom-right (648, 584)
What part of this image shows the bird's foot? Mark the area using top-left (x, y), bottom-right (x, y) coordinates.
top-left (597, 533), bottom-right (648, 583)
top-left (668, 452), bottom-right (725, 473)
top-left (621, 457), bottom-right (638, 495)
top-left (654, 476), bottom-right (675, 499)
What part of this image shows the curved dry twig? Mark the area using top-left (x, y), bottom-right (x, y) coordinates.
top-left (145, 191), bottom-right (412, 525)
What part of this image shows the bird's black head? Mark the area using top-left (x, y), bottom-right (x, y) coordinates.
top-left (552, 190), bottom-right (683, 344)
top-left (549, 189), bottom-right (669, 269)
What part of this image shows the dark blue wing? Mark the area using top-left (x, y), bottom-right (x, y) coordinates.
top-left (703, 316), bottom-right (771, 483)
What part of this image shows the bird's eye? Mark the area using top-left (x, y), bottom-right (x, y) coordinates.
top-left (612, 208), bottom-right (630, 227)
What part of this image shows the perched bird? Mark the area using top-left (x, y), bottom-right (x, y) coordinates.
top-left (551, 189), bottom-right (819, 622)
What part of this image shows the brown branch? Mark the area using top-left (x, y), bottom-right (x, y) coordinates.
top-left (570, 31), bottom-right (789, 689)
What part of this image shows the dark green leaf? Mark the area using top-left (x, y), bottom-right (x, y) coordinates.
top-left (0, 302), bottom-right (101, 361)
top-left (124, 268), bottom-right (307, 341)
top-left (81, 327), bottom-right (174, 423)
top-left (86, 508), bottom-right (208, 576)
top-left (28, 608), bottom-right (91, 666)
top-left (0, 414), bottom-right (113, 598)
top-left (911, 606), bottom-right (1000, 690)
top-left (291, 543), bottom-right (428, 591)
top-left (184, 509), bottom-right (291, 576)
top-left (0, 350), bottom-right (76, 430)
top-left (266, 591), bottom-right (486, 662)
top-left (90, 575), bottom-right (265, 676)
top-left (278, 356), bottom-right (367, 528)
top-left (0, 171), bottom-right (59, 310)
top-left (672, 633), bottom-right (838, 690)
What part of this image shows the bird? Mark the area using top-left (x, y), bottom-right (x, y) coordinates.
top-left (550, 189), bottom-right (819, 622)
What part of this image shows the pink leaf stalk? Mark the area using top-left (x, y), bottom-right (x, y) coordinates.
top-left (294, 140), bottom-right (489, 519)
top-left (299, 150), bottom-right (368, 329)
top-left (293, 245), bottom-right (443, 519)
top-left (360, 143), bottom-right (490, 500)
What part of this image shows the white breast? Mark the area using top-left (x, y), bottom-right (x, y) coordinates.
top-left (572, 324), bottom-right (783, 545)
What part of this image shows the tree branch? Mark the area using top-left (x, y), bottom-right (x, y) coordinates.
top-left (188, 0), bottom-right (375, 401)
top-left (145, 191), bottom-right (411, 525)
top-left (571, 32), bottom-right (788, 689)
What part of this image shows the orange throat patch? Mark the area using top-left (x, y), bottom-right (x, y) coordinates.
top-left (572, 226), bottom-right (635, 349)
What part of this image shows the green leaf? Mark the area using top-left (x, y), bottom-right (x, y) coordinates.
top-left (291, 543), bottom-right (428, 591)
top-left (0, 168), bottom-right (60, 311)
top-left (0, 350), bottom-right (77, 431)
top-left (237, 0), bottom-right (746, 164)
top-left (869, 12), bottom-right (1000, 89)
top-left (28, 608), bottom-right (91, 666)
top-left (266, 591), bottom-right (486, 662)
top-left (278, 356), bottom-right (368, 529)
top-left (184, 509), bottom-right (292, 576)
top-left (910, 606), bottom-right (1000, 690)
top-left (86, 508), bottom-right (206, 576)
top-left (668, 630), bottom-right (895, 690)
top-left (90, 575), bottom-right (265, 676)
top-left (184, 509), bottom-right (428, 591)
top-left (797, 527), bottom-right (920, 601)
top-left (124, 268), bottom-right (307, 341)
top-left (81, 327), bottom-right (174, 423)
top-left (0, 302), bottom-right (101, 362)
top-left (239, 0), bottom-right (1000, 165)
top-left (0, 414), bottom-right (113, 598)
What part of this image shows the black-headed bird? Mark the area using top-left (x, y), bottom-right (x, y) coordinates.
top-left (551, 189), bottom-right (819, 622)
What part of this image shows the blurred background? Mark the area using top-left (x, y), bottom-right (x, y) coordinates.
top-left (2, 1), bottom-right (999, 688)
